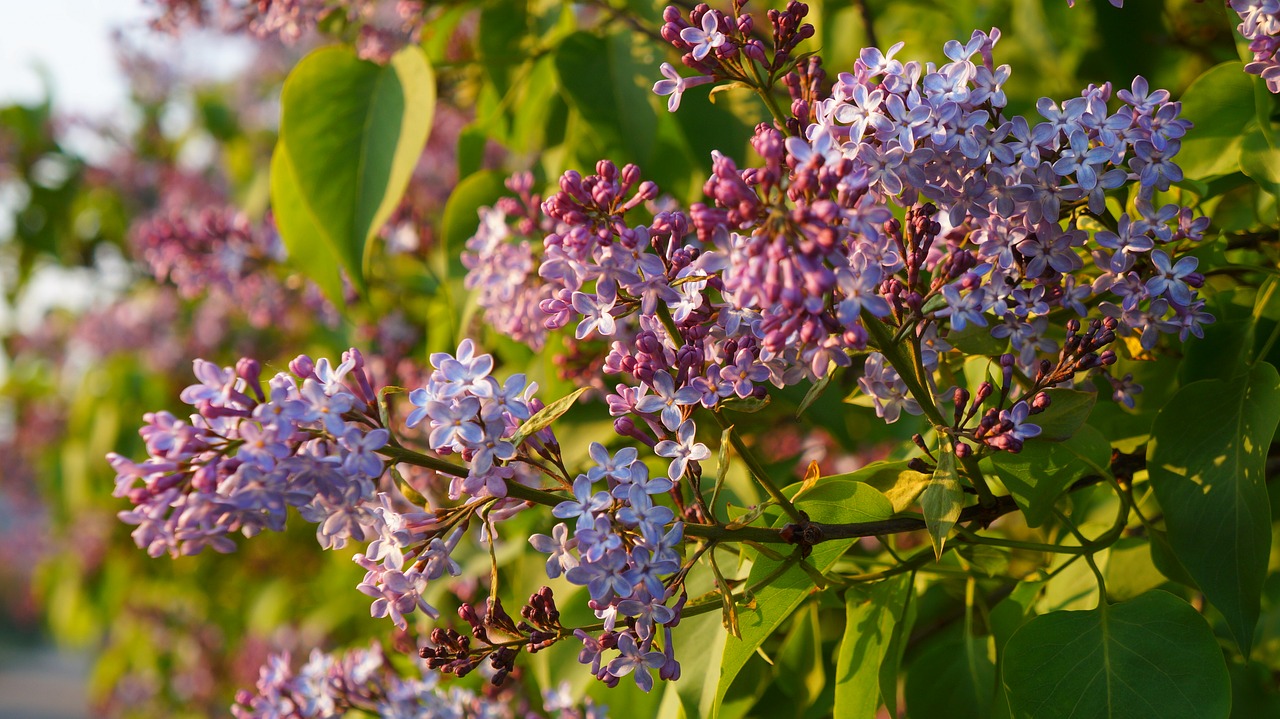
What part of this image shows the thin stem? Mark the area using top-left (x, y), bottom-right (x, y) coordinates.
top-left (861, 311), bottom-right (946, 427)
top-left (710, 410), bottom-right (804, 522)
top-left (378, 443), bottom-right (468, 478)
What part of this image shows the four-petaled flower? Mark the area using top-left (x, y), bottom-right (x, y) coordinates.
top-left (654, 420), bottom-right (711, 481)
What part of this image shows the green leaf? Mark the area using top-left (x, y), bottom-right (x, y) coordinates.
top-left (1031, 388), bottom-right (1096, 441)
top-left (903, 634), bottom-right (995, 719)
top-left (989, 425), bottom-right (1111, 528)
top-left (829, 460), bottom-right (930, 513)
top-left (1147, 362), bottom-right (1280, 655)
top-left (721, 395), bottom-right (770, 413)
top-left (947, 322), bottom-right (1008, 356)
top-left (713, 483), bottom-right (893, 717)
top-left (440, 170), bottom-right (508, 276)
top-left (512, 387), bottom-right (590, 446)
top-left (1002, 591), bottom-right (1230, 719)
top-left (672, 608), bottom-right (729, 719)
top-left (1240, 126), bottom-right (1280, 198)
top-left (273, 45), bottom-right (435, 293)
top-left (554, 30), bottom-right (657, 164)
top-left (921, 443), bottom-right (963, 559)
top-left (796, 371), bottom-right (832, 418)
top-left (269, 146), bottom-right (345, 305)
top-left (878, 574), bottom-right (917, 719)
top-left (1177, 61), bottom-right (1255, 180)
top-left (834, 575), bottom-right (911, 719)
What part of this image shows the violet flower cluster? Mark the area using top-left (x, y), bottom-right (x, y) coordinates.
top-left (234, 642), bottom-right (607, 719)
top-left (462, 173), bottom-right (557, 351)
top-left (109, 348), bottom-right (391, 557)
top-left (131, 206), bottom-right (336, 330)
top-left (1231, 0), bottom-right (1280, 92)
top-left (463, 6), bottom-right (1208, 456)
top-left (536, 447), bottom-right (687, 693)
top-left (404, 341), bottom-right (690, 693)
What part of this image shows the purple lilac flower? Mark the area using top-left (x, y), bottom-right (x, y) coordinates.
top-left (653, 420), bottom-right (711, 480)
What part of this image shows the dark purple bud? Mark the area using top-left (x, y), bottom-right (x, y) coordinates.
top-left (955, 442), bottom-right (972, 459)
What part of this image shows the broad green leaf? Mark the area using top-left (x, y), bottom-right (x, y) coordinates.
top-left (989, 425), bottom-right (1111, 528)
top-left (477, 0), bottom-right (528, 95)
top-left (1002, 590), bottom-right (1230, 719)
top-left (274, 45), bottom-right (435, 294)
top-left (921, 443), bottom-right (963, 558)
top-left (1177, 62), bottom-right (1255, 180)
top-left (877, 572), bottom-right (916, 719)
top-left (830, 460), bottom-right (930, 513)
top-left (1103, 536), bottom-right (1167, 602)
top-left (512, 387), bottom-right (590, 446)
top-left (1031, 388), bottom-right (1096, 441)
top-left (903, 634), bottom-right (994, 719)
top-left (776, 603), bottom-right (825, 706)
top-left (1147, 362), bottom-right (1280, 655)
top-left (268, 146), bottom-right (345, 305)
top-left (834, 575), bottom-right (911, 719)
top-left (440, 170), bottom-right (508, 276)
top-left (672, 606), bottom-right (729, 719)
top-left (1241, 126), bottom-right (1280, 198)
top-left (554, 30), bottom-right (657, 164)
top-left (713, 483), bottom-right (893, 717)
top-left (948, 322), bottom-right (1008, 356)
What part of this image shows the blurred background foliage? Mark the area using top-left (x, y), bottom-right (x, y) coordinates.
top-left (2, 0), bottom-right (1278, 716)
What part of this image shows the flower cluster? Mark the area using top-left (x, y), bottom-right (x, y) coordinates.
top-left (109, 348), bottom-right (390, 557)
top-left (234, 642), bottom-right (607, 719)
top-left (146, 0), bottom-right (430, 61)
top-left (1231, 0), bottom-right (1280, 92)
top-left (404, 338), bottom-right (544, 502)
top-left (535, 443), bottom-right (687, 691)
top-left (461, 173), bottom-right (557, 350)
top-left (131, 206), bottom-right (336, 330)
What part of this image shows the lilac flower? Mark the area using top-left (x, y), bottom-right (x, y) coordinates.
top-left (422, 398), bottom-right (482, 452)
top-left (1145, 250), bottom-right (1198, 306)
top-left (553, 475), bottom-right (614, 529)
top-left (653, 419), bottom-right (711, 481)
top-left (634, 371), bottom-right (700, 431)
top-left (575, 514), bottom-right (624, 563)
top-left (356, 561), bottom-right (440, 630)
top-left (941, 283), bottom-right (988, 332)
top-left (616, 485), bottom-right (676, 530)
top-left (565, 547), bottom-right (632, 601)
top-left (530, 523), bottom-right (579, 579)
top-left (610, 460), bottom-right (674, 499)
top-left (572, 287), bottom-right (618, 339)
top-left (587, 443), bottom-right (640, 483)
top-left (652, 62), bottom-right (713, 112)
top-left (300, 378), bottom-right (354, 436)
top-left (607, 633), bottom-right (667, 692)
top-left (679, 11), bottom-right (725, 61)
top-left (1000, 401), bottom-right (1041, 443)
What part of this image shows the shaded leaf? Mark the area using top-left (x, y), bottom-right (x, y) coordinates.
top-left (989, 425), bottom-right (1111, 528)
top-left (1002, 591), bottom-right (1230, 719)
top-left (834, 575), bottom-right (911, 719)
top-left (713, 483), bottom-right (893, 717)
top-left (1147, 362), bottom-right (1280, 655)
top-left (921, 443), bottom-right (962, 559)
top-left (1031, 388), bottom-right (1096, 441)
top-left (1178, 61), bottom-right (1255, 179)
